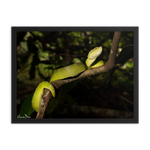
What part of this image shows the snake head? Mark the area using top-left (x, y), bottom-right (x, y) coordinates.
top-left (86, 46), bottom-right (103, 68)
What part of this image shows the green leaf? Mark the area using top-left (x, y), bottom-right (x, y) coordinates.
top-left (116, 45), bottom-right (133, 65)
top-left (19, 91), bottom-right (34, 117)
top-left (46, 80), bottom-right (79, 115)
top-left (46, 96), bottom-right (60, 115)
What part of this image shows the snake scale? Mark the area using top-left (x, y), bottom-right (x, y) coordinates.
top-left (31, 46), bottom-right (104, 112)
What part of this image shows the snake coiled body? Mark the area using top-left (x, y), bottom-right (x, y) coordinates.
top-left (32, 46), bottom-right (104, 112)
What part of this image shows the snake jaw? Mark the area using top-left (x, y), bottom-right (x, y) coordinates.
top-left (87, 46), bottom-right (102, 59)
top-left (86, 46), bottom-right (103, 68)
top-left (85, 58), bottom-right (96, 68)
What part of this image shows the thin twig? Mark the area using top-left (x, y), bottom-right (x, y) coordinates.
top-left (116, 94), bottom-right (133, 105)
top-left (59, 54), bottom-right (86, 58)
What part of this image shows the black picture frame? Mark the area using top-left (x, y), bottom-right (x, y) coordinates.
top-left (12, 26), bottom-right (138, 123)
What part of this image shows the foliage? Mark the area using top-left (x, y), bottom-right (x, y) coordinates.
top-left (18, 91), bottom-right (34, 118)
top-left (17, 31), bottom-right (134, 118)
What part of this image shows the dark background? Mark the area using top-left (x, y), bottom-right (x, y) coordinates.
top-left (16, 31), bottom-right (134, 119)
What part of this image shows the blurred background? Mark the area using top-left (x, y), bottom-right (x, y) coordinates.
top-left (16, 31), bottom-right (133, 119)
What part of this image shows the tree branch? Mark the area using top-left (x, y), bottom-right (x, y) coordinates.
top-left (36, 89), bottom-right (52, 119)
top-left (36, 31), bottom-right (121, 119)
top-left (52, 31), bottom-right (121, 89)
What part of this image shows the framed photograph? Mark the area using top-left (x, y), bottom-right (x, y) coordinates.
top-left (12, 27), bottom-right (138, 123)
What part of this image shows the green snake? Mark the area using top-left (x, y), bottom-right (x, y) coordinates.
top-left (31, 46), bottom-right (104, 112)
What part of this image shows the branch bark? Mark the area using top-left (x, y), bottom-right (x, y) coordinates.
top-left (52, 31), bottom-right (121, 89)
top-left (36, 89), bottom-right (52, 119)
top-left (36, 31), bottom-right (121, 119)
